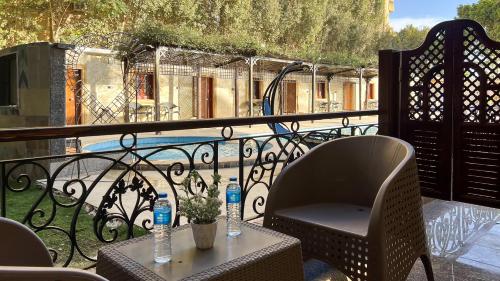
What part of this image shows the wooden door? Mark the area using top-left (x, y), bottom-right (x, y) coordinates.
top-left (137, 73), bottom-right (154, 100)
top-left (200, 77), bottom-right (214, 118)
top-left (284, 81), bottom-right (297, 113)
top-left (65, 69), bottom-right (82, 125)
top-left (368, 83), bottom-right (375, 99)
top-left (343, 82), bottom-right (355, 110)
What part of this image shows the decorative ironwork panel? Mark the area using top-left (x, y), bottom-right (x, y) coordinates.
top-left (0, 117), bottom-right (378, 267)
top-left (408, 30), bottom-right (445, 87)
top-left (427, 68), bottom-right (445, 122)
top-left (453, 21), bottom-right (500, 207)
top-left (461, 67), bottom-right (482, 123)
top-left (400, 19), bottom-right (500, 206)
top-left (400, 25), bottom-right (451, 199)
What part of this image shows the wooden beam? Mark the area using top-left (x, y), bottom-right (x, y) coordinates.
top-left (378, 50), bottom-right (401, 137)
top-left (154, 48), bottom-right (161, 122)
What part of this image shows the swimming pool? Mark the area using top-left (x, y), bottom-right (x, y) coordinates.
top-left (84, 136), bottom-right (271, 161)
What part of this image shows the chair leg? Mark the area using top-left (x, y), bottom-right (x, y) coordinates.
top-left (420, 254), bottom-right (435, 281)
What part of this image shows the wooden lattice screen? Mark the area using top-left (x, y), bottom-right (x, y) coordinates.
top-left (397, 20), bottom-right (500, 207)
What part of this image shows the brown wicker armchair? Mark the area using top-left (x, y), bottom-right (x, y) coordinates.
top-left (0, 217), bottom-right (108, 281)
top-left (264, 135), bottom-right (434, 281)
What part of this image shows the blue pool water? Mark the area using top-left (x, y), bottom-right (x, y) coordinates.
top-left (84, 136), bottom-right (269, 161)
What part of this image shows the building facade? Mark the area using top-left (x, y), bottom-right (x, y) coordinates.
top-left (67, 47), bottom-right (379, 125)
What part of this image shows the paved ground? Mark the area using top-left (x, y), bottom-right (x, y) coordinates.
top-left (83, 196), bottom-right (500, 281)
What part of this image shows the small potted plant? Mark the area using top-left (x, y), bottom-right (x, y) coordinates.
top-left (179, 170), bottom-right (222, 250)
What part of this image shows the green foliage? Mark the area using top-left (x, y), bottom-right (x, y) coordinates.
top-left (378, 25), bottom-right (430, 51)
top-left (0, 0), bottom-right (389, 66)
top-left (457, 0), bottom-right (500, 41)
top-left (179, 171), bottom-right (223, 225)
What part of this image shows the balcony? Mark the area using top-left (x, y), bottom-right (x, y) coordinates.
top-left (0, 19), bottom-right (499, 281)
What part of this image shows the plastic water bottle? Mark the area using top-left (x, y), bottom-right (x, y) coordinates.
top-left (226, 176), bottom-right (241, 237)
top-left (153, 192), bottom-right (172, 263)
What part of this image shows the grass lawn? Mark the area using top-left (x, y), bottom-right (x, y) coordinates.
top-left (5, 186), bottom-right (148, 268)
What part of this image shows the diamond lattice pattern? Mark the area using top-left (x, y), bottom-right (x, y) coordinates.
top-left (462, 67), bottom-right (481, 123)
top-left (463, 27), bottom-right (500, 123)
top-left (408, 30), bottom-right (445, 121)
top-left (428, 69), bottom-right (445, 122)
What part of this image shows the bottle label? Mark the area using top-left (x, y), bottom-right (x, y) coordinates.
top-left (226, 189), bottom-right (241, 204)
top-left (154, 208), bottom-right (171, 225)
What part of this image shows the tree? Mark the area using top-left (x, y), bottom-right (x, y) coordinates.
top-left (0, 0), bottom-right (392, 66)
top-left (457, 0), bottom-right (500, 41)
top-left (378, 25), bottom-right (429, 51)
top-left (0, 0), bottom-right (132, 46)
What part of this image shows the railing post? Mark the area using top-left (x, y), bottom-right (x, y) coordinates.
top-left (378, 49), bottom-right (401, 137)
top-left (213, 141), bottom-right (219, 175)
top-left (1, 163), bottom-right (5, 217)
top-left (238, 138), bottom-right (245, 220)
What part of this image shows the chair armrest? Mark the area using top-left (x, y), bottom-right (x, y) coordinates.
top-left (367, 155), bottom-right (424, 270)
top-left (0, 266), bottom-right (109, 281)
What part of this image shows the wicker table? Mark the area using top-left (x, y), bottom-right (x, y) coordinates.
top-left (97, 219), bottom-right (304, 281)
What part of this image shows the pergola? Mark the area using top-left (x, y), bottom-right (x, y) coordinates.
top-left (131, 46), bottom-right (378, 122)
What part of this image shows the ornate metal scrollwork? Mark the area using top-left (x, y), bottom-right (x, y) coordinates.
top-left (94, 176), bottom-right (157, 242)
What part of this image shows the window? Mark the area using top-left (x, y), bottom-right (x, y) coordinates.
top-left (253, 80), bottom-right (262, 99)
top-left (316, 82), bottom-right (326, 99)
top-left (0, 54), bottom-right (17, 106)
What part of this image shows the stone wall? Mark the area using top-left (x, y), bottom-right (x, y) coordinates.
top-left (0, 42), bottom-right (68, 161)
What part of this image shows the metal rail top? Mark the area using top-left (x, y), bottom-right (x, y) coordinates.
top-left (0, 110), bottom-right (379, 142)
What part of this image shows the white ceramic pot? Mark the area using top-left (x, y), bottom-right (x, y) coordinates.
top-left (191, 221), bottom-right (217, 250)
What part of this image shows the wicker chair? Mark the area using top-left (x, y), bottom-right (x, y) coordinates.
top-left (264, 135), bottom-right (434, 281)
top-left (0, 217), bottom-right (108, 281)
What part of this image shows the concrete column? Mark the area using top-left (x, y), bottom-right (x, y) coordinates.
top-left (50, 43), bottom-right (71, 156)
top-left (364, 77), bottom-right (373, 110)
top-left (358, 68), bottom-right (364, 111)
top-left (234, 68), bottom-right (239, 117)
top-left (196, 67), bottom-right (201, 119)
top-left (311, 65), bottom-right (317, 113)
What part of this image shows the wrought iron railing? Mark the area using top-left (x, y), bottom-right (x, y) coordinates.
top-left (0, 111), bottom-right (378, 267)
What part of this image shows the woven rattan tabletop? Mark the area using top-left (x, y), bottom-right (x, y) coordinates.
top-left (97, 219), bottom-right (304, 281)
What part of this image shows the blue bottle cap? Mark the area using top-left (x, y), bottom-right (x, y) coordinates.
top-left (158, 192), bottom-right (168, 198)
top-left (229, 176), bottom-right (237, 181)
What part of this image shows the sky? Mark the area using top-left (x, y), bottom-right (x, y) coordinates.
top-left (390, 0), bottom-right (478, 31)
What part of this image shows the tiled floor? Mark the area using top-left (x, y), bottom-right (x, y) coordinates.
top-left (305, 198), bottom-right (500, 281)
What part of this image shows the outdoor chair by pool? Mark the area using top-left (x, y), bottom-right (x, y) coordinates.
top-left (160, 102), bottom-right (180, 120)
top-left (0, 217), bottom-right (108, 281)
top-left (264, 135), bottom-right (434, 281)
top-left (129, 103), bottom-right (153, 122)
